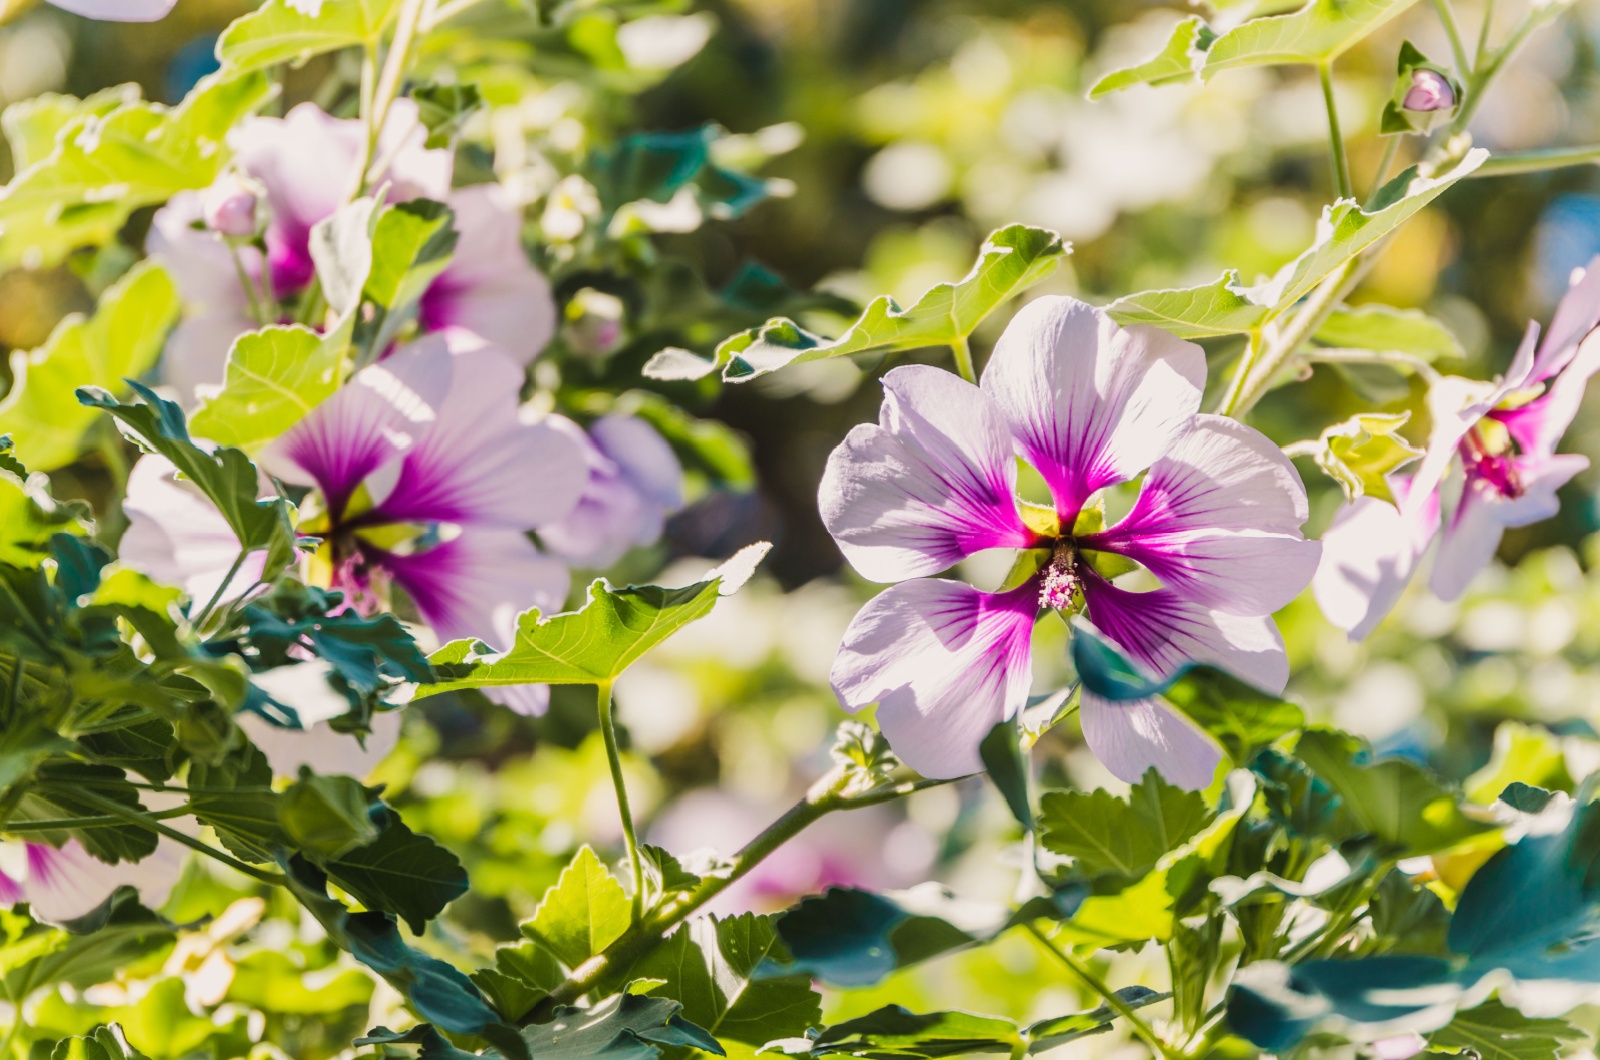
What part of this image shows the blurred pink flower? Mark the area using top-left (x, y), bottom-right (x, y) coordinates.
top-left (0, 838), bottom-right (186, 923)
top-left (822, 296), bottom-right (1317, 788)
top-left (1316, 257), bottom-right (1600, 638)
top-left (542, 415), bottom-right (685, 569)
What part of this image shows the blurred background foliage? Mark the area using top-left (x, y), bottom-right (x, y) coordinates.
top-left (10, 0), bottom-right (1600, 1053)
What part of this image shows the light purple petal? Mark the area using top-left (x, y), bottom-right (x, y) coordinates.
top-left (365, 340), bottom-right (587, 529)
top-left (147, 190), bottom-right (259, 312)
top-left (1313, 484), bottom-right (1441, 640)
top-left (160, 313), bottom-right (254, 407)
top-left (1079, 575), bottom-right (1289, 692)
top-left (820, 365), bottom-right (1033, 583)
top-left (420, 185), bottom-right (556, 362)
top-left (1531, 254), bottom-right (1600, 382)
top-left (1081, 415), bottom-right (1320, 615)
top-left (1078, 695), bottom-right (1223, 790)
top-left (121, 456), bottom-right (266, 604)
top-left (540, 415), bottom-right (684, 569)
top-left (381, 528), bottom-right (570, 647)
top-left (830, 579), bottom-right (1037, 779)
top-left (980, 296), bottom-right (1205, 522)
top-left (484, 684), bottom-right (552, 717)
top-left (22, 839), bottom-right (186, 923)
top-left (373, 99), bottom-right (453, 203)
top-left (1430, 453), bottom-right (1588, 600)
top-left (237, 697), bottom-right (402, 780)
top-left (46, 0), bottom-right (175, 20)
top-left (1496, 328), bottom-right (1600, 457)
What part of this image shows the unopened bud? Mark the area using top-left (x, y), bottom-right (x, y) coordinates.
top-left (203, 172), bottom-right (260, 237)
top-left (1402, 69), bottom-right (1455, 113)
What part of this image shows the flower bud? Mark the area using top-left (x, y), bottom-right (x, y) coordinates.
top-left (1402, 69), bottom-right (1455, 113)
top-left (202, 172), bottom-right (261, 238)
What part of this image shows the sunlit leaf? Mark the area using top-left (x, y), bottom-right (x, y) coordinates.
top-left (523, 845), bottom-right (631, 971)
top-left (217, 0), bottom-right (403, 75)
top-left (1104, 269), bottom-right (1267, 339)
top-left (1314, 303), bottom-right (1464, 360)
top-left (1039, 770), bottom-right (1211, 879)
top-left (1310, 411), bottom-right (1424, 504)
top-left (1089, 17), bottom-right (1214, 97)
top-left (189, 326), bottom-right (344, 454)
top-left (1204, 0), bottom-right (1425, 74)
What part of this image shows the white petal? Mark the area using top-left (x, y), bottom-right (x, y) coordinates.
top-left (1314, 489), bottom-right (1440, 640)
top-left (47, 0), bottom-right (175, 20)
top-left (23, 840), bottom-right (186, 923)
top-left (238, 706), bottom-right (402, 781)
top-left (120, 456), bottom-right (264, 605)
top-left (1430, 454), bottom-right (1588, 600)
top-left (830, 579), bottom-right (1037, 779)
top-left (1078, 695), bottom-right (1223, 790)
top-left (980, 296), bottom-right (1204, 519)
top-left (820, 365), bottom-right (1033, 583)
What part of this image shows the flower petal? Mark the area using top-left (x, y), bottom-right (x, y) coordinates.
top-left (381, 528), bottom-right (570, 647)
top-left (365, 339), bottom-right (587, 529)
top-left (147, 190), bottom-right (259, 313)
top-left (1314, 481), bottom-right (1441, 639)
top-left (22, 839), bottom-right (186, 923)
top-left (830, 579), bottom-right (1037, 779)
top-left (1078, 696), bottom-right (1223, 790)
top-left (1079, 575), bottom-right (1289, 692)
top-left (980, 296), bottom-right (1205, 521)
top-left (1532, 254), bottom-right (1600, 382)
top-left (46, 0), bottom-right (176, 20)
top-left (238, 703), bottom-right (403, 780)
top-left (820, 365), bottom-right (1032, 582)
top-left (1081, 415), bottom-right (1319, 614)
top-left (1497, 328), bottom-right (1600, 457)
top-left (484, 684), bottom-right (552, 717)
top-left (420, 185), bottom-right (557, 362)
top-left (540, 415), bottom-right (685, 569)
top-left (121, 456), bottom-right (265, 605)
top-left (1430, 454), bottom-right (1588, 600)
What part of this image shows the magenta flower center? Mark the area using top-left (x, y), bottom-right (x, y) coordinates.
top-left (1459, 426), bottom-right (1525, 499)
top-left (1037, 539), bottom-right (1082, 610)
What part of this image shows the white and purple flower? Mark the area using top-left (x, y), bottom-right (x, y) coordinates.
top-left (149, 104), bottom-right (556, 403)
top-left (0, 837), bottom-right (186, 923)
top-left (1316, 257), bottom-right (1600, 638)
top-left (542, 414), bottom-right (685, 570)
top-left (44, 0), bottom-right (176, 20)
top-left (821, 296), bottom-right (1319, 788)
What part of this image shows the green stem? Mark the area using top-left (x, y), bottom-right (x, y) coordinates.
top-left (1026, 923), bottom-right (1177, 1060)
top-left (1471, 144), bottom-right (1600, 177)
top-left (193, 551), bottom-right (249, 630)
top-left (1318, 63), bottom-right (1353, 201)
top-left (227, 239), bottom-right (269, 326)
top-left (4, 806), bottom-right (192, 833)
top-left (596, 681), bottom-right (644, 922)
top-left (951, 334), bottom-right (977, 385)
top-left (1220, 257), bottom-right (1360, 418)
top-left (1367, 135), bottom-right (1402, 205)
top-left (363, 0), bottom-right (427, 193)
top-left (69, 788), bottom-right (285, 887)
top-left (1475, 0), bottom-right (1497, 64)
top-left (522, 770), bottom-right (960, 1023)
top-left (1431, 0), bottom-right (1472, 75)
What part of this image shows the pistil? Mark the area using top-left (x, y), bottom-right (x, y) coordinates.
top-left (1038, 539), bottom-right (1081, 611)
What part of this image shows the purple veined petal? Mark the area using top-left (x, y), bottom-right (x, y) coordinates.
top-left (20, 839), bottom-right (187, 923)
top-left (364, 340), bottom-right (588, 529)
top-left (46, 0), bottom-right (176, 20)
top-left (820, 365), bottom-right (1034, 583)
top-left (539, 415), bottom-right (683, 570)
top-left (230, 101), bottom-right (451, 298)
top-left (262, 339), bottom-right (450, 518)
top-left (380, 527), bottom-right (570, 647)
top-left (1079, 573), bottom-right (1290, 692)
top-left (980, 296), bottom-right (1205, 523)
top-left (1080, 415), bottom-right (1320, 615)
top-left (419, 185), bottom-right (557, 362)
top-left (120, 456), bottom-right (267, 605)
top-left (1430, 453), bottom-right (1589, 601)
top-left (830, 579), bottom-right (1038, 779)
top-left (1078, 694), bottom-right (1224, 790)
top-left (484, 684), bottom-right (552, 717)
top-left (1497, 328), bottom-right (1600, 458)
top-left (1314, 481), bottom-right (1441, 640)
top-left (1531, 254), bottom-right (1600, 383)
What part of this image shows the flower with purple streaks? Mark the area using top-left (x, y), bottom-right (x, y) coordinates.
top-left (821, 296), bottom-right (1319, 788)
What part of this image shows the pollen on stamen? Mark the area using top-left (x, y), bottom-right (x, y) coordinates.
top-left (1038, 546), bottom-right (1080, 611)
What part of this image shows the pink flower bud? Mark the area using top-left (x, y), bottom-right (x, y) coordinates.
top-left (1402, 69), bottom-right (1455, 112)
top-left (202, 173), bottom-right (260, 238)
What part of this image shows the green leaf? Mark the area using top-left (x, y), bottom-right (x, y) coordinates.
top-left (522, 845), bottom-right (631, 971)
top-left (77, 382), bottom-right (298, 583)
top-left (188, 326), bottom-right (344, 454)
top-left (1465, 722), bottom-right (1567, 805)
top-left (364, 199), bottom-right (458, 313)
top-left (1039, 770), bottom-right (1211, 879)
top-left (325, 808), bottom-right (468, 934)
top-left (281, 856), bottom-right (499, 1036)
top-left (279, 771), bottom-right (380, 861)
top-left (4, 888), bottom-right (175, 999)
top-left (979, 718), bottom-right (1033, 830)
top-left (50, 1025), bottom-right (150, 1060)
top-left (1090, 17), bottom-right (1215, 98)
top-left (412, 82), bottom-right (484, 150)
top-left (227, 950), bottom-right (374, 1015)
top-left (649, 226), bottom-right (1068, 382)
top-left (1204, 0), bottom-right (1425, 74)
top-left (1428, 1001), bottom-right (1584, 1060)
top-left (1104, 270), bottom-right (1268, 339)
top-left (31, 760), bottom-right (158, 863)
top-left (311, 196), bottom-right (383, 317)
top-left (1295, 729), bottom-right (1492, 855)
top-left (518, 993), bottom-right (725, 1059)
top-left (1246, 152), bottom-right (1486, 312)
top-left (217, 0), bottom-right (403, 74)
top-left (420, 544), bottom-right (769, 694)
top-left (2, 86), bottom-right (137, 172)
top-left (0, 262), bottom-right (179, 471)
top-left (0, 471), bottom-right (89, 568)
top-left (629, 914), bottom-right (822, 1047)
top-left (472, 939), bottom-right (564, 1021)
top-left (1314, 303), bottom-right (1464, 360)
top-left (1310, 411), bottom-right (1424, 504)
top-left (0, 72), bottom-right (271, 268)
